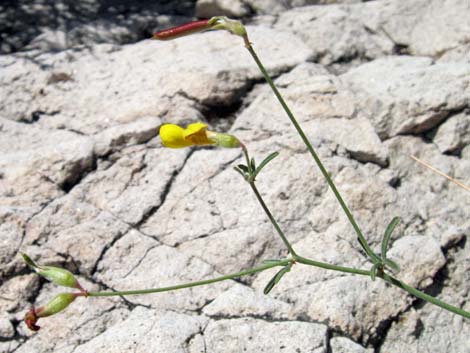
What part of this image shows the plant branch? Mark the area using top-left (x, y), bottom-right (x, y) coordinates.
top-left (243, 35), bottom-right (380, 263)
top-left (87, 259), bottom-right (291, 297)
top-left (249, 181), bottom-right (298, 257)
top-left (380, 273), bottom-right (470, 319)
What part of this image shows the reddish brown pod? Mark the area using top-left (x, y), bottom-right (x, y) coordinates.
top-left (152, 19), bottom-right (211, 40)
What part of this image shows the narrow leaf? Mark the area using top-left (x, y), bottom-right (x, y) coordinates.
top-left (250, 157), bottom-right (256, 173)
top-left (262, 259), bottom-right (284, 265)
top-left (263, 265), bottom-right (291, 295)
top-left (381, 217), bottom-right (400, 260)
top-left (233, 167), bottom-right (246, 179)
top-left (237, 164), bottom-right (249, 172)
top-left (370, 263), bottom-right (379, 281)
top-left (253, 152), bottom-right (279, 179)
top-left (357, 237), bottom-right (381, 265)
top-left (263, 276), bottom-right (277, 295)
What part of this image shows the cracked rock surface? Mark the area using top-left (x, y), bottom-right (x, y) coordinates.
top-left (1, 0), bottom-right (469, 352)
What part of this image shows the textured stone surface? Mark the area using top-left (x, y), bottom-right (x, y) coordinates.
top-left (73, 307), bottom-right (207, 353)
top-left (381, 236), bottom-right (470, 353)
top-left (197, 318), bottom-right (328, 353)
top-left (330, 337), bottom-right (373, 353)
top-left (434, 113), bottom-right (470, 154)
top-left (1, 1), bottom-right (470, 352)
top-left (202, 283), bottom-right (292, 319)
top-left (342, 56), bottom-right (470, 139)
top-left (0, 0), bottom-right (196, 53)
top-left (275, 5), bottom-right (394, 70)
top-left (196, 0), bottom-right (251, 18)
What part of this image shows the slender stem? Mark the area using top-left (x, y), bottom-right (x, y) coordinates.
top-left (242, 34), bottom-right (470, 320)
top-left (249, 181), bottom-right (298, 257)
top-left (298, 255), bottom-right (470, 318)
top-left (296, 256), bottom-right (370, 276)
top-left (380, 273), bottom-right (470, 319)
top-left (243, 35), bottom-right (379, 263)
top-left (240, 143), bottom-right (252, 173)
top-left (87, 259), bottom-right (291, 297)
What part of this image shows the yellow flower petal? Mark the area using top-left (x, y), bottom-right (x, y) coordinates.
top-left (159, 124), bottom-right (193, 148)
top-left (183, 122), bottom-right (214, 146)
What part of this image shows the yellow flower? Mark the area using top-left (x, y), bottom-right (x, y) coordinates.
top-left (159, 122), bottom-right (240, 149)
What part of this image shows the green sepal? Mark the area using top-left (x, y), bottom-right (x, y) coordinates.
top-left (381, 217), bottom-right (400, 261)
top-left (209, 16), bottom-right (247, 37)
top-left (38, 293), bottom-right (77, 318)
top-left (22, 253), bottom-right (82, 290)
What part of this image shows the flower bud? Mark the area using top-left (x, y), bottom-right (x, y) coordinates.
top-left (25, 293), bottom-right (78, 331)
top-left (22, 253), bottom-right (87, 293)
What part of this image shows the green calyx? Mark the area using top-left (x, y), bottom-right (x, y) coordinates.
top-left (207, 131), bottom-right (241, 148)
top-left (22, 253), bottom-right (83, 290)
top-left (37, 293), bottom-right (78, 318)
top-left (209, 16), bottom-right (247, 37)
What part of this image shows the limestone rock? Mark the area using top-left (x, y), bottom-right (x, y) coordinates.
top-left (202, 283), bottom-right (292, 319)
top-left (0, 26), bottom-right (312, 135)
top-left (387, 235), bottom-right (446, 288)
top-left (275, 276), bottom-right (411, 343)
top-left (330, 337), bottom-right (373, 353)
top-left (198, 318), bottom-right (328, 353)
top-left (434, 113), bottom-right (470, 154)
top-left (71, 145), bottom-right (190, 226)
top-left (196, 0), bottom-right (251, 18)
top-left (381, 236), bottom-right (470, 353)
top-left (275, 5), bottom-right (394, 69)
top-left (0, 275), bottom-right (39, 314)
top-left (362, 0), bottom-right (470, 57)
top-left (23, 195), bottom-right (129, 275)
top-left (95, 241), bottom-right (231, 310)
top-left (92, 116), bottom-right (163, 157)
top-left (72, 307), bottom-right (208, 353)
top-left (0, 315), bottom-right (15, 339)
top-left (342, 57), bottom-right (470, 139)
top-left (439, 43), bottom-right (470, 64)
top-left (14, 280), bottom-right (128, 353)
top-left (0, 0), bottom-right (194, 53)
top-left (244, 0), bottom-right (362, 16)
top-left (1, 1), bottom-right (470, 352)
top-left (0, 118), bottom-right (94, 211)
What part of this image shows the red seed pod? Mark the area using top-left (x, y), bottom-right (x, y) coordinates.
top-left (152, 20), bottom-right (211, 40)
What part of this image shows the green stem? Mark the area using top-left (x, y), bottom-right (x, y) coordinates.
top-left (87, 259), bottom-right (290, 297)
top-left (249, 181), bottom-right (298, 257)
top-left (297, 255), bottom-right (470, 318)
top-left (242, 34), bottom-right (470, 320)
top-left (380, 273), bottom-right (470, 319)
top-left (243, 35), bottom-right (379, 263)
top-left (295, 256), bottom-right (370, 276)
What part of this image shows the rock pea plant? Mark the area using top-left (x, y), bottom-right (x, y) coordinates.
top-left (23, 16), bottom-right (469, 331)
